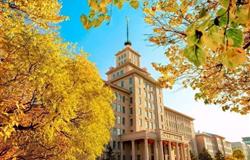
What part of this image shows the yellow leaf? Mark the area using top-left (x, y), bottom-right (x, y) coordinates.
top-left (221, 47), bottom-right (247, 68)
top-left (130, 0), bottom-right (139, 9)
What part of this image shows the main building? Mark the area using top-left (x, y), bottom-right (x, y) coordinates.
top-left (101, 40), bottom-right (197, 160)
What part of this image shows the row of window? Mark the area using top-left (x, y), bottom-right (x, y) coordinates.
top-left (113, 128), bottom-right (125, 136)
top-left (113, 104), bottom-right (126, 113)
top-left (119, 77), bottom-right (133, 87)
top-left (116, 116), bottom-right (133, 126)
top-left (116, 116), bottom-right (125, 125)
top-left (112, 69), bottom-right (124, 79)
top-left (115, 92), bottom-right (126, 103)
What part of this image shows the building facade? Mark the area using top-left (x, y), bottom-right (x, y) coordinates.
top-left (102, 43), bottom-right (197, 160)
top-left (195, 132), bottom-right (232, 158)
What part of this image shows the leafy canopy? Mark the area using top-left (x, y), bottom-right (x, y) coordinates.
top-left (233, 149), bottom-right (245, 160)
top-left (0, 0), bottom-right (114, 159)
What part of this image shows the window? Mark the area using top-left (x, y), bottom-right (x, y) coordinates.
top-left (122, 96), bottom-right (125, 103)
top-left (113, 128), bottom-right (117, 135)
top-left (113, 141), bottom-right (116, 149)
top-left (130, 108), bottom-right (133, 114)
top-left (149, 112), bottom-right (152, 119)
top-left (122, 117), bottom-right (125, 125)
top-left (117, 128), bottom-right (121, 135)
top-left (129, 78), bottom-right (133, 84)
top-left (150, 122), bottom-right (153, 129)
top-left (121, 81), bottom-right (124, 87)
top-left (129, 87), bottom-right (133, 93)
top-left (117, 116), bottom-right (121, 124)
top-left (112, 74), bottom-right (115, 79)
top-left (112, 103), bottom-right (116, 110)
top-left (139, 88), bottom-right (141, 95)
top-left (139, 78), bottom-right (141, 84)
top-left (139, 108), bottom-right (142, 115)
top-left (147, 122), bottom-right (149, 128)
top-left (117, 104), bottom-right (121, 112)
top-left (139, 97), bottom-right (142, 105)
top-left (130, 119), bottom-right (133, 126)
top-left (130, 97), bottom-right (133, 104)
top-left (139, 119), bottom-right (142, 126)
top-left (122, 106), bottom-right (125, 113)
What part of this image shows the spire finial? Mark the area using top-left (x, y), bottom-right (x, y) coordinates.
top-left (124, 16), bottom-right (132, 46)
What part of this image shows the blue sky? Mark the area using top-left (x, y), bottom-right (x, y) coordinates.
top-left (59, 0), bottom-right (250, 142)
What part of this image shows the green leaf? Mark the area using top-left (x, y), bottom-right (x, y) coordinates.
top-left (219, 0), bottom-right (229, 8)
top-left (184, 45), bottom-right (206, 66)
top-left (130, 0), bottom-right (139, 9)
top-left (226, 28), bottom-right (243, 47)
top-left (216, 8), bottom-right (227, 26)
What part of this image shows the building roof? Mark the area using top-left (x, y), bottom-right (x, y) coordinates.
top-left (106, 61), bottom-right (147, 75)
top-left (196, 132), bottom-right (225, 139)
top-left (107, 64), bottom-right (159, 87)
top-left (105, 81), bottom-right (130, 94)
top-left (164, 106), bottom-right (194, 120)
top-left (115, 46), bottom-right (141, 57)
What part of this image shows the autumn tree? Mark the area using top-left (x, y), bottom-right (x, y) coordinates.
top-left (198, 148), bottom-right (213, 160)
top-left (225, 156), bottom-right (236, 160)
top-left (190, 151), bottom-right (198, 160)
top-left (0, 0), bottom-right (114, 159)
top-left (215, 150), bottom-right (225, 160)
top-left (83, 0), bottom-right (250, 114)
top-left (233, 149), bottom-right (245, 160)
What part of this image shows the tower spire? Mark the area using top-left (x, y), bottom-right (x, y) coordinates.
top-left (124, 17), bottom-right (132, 46)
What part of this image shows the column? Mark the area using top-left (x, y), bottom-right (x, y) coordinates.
top-left (144, 139), bottom-right (149, 160)
top-left (183, 144), bottom-right (187, 160)
top-left (159, 141), bottom-right (164, 160)
top-left (181, 144), bottom-right (184, 160)
top-left (176, 143), bottom-right (180, 160)
top-left (154, 140), bottom-right (159, 160)
top-left (168, 141), bottom-right (173, 160)
top-left (120, 141), bottom-right (123, 160)
top-left (132, 140), bottom-right (135, 160)
top-left (187, 145), bottom-right (191, 160)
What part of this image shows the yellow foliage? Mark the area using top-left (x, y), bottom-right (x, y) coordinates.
top-left (0, 1), bottom-right (114, 159)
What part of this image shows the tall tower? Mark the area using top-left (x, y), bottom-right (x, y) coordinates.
top-left (102, 17), bottom-right (196, 160)
top-left (115, 17), bottom-right (140, 67)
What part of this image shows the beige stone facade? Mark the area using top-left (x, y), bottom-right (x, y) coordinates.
top-left (195, 132), bottom-right (232, 158)
top-left (102, 44), bottom-right (197, 160)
